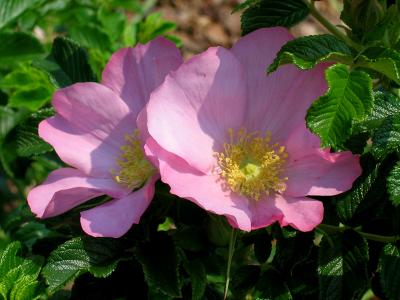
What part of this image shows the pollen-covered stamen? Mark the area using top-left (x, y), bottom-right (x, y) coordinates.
top-left (216, 128), bottom-right (288, 200)
top-left (111, 129), bottom-right (155, 190)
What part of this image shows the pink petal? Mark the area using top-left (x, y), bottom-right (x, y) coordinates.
top-left (147, 139), bottom-right (252, 231)
top-left (231, 28), bottom-right (327, 142)
top-left (284, 148), bottom-right (361, 197)
top-left (284, 123), bottom-right (321, 160)
top-left (27, 168), bottom-right (126, 218)
top-left (80, 175), bottom-right (158, 238)
top-left (250, 194), bottom-right (323, 232)
top-left (41, 83), bottom-right (137, 176)
top-left (146, 46), bottom-right (247, 174)
top-left (102, 37), bottom-right (183, 117)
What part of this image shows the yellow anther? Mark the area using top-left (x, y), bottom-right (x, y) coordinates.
top-left (111, 129), bottom-right (155, 190)
top-left (216, 128), bottom-right (288, 200)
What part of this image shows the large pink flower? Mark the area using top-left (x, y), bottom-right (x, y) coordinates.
top-left (28, 37), bottom-right (183, 238)
top-left (143, 28), bottom-right (361, 232)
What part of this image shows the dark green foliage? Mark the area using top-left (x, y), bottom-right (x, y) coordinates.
top-left (306, 64), bottom-right (374, 147)
top-left (268, 34), bottom-right (353, 73)
top-left (379, 243), bottom-right (400, 300)
top-left (42, 237), bottom-right (123, 292)
top-left (318, 230), bottom-right (369, 300)
top-left (241, 0), bottom-right (309, 34)
top-left (134, 233), bottom-right (182, 297)
top-left (34, 37), bottom-right (97, 88)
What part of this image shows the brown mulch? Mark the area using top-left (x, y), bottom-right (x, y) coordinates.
top-left (155, 0), bottom-right (343, 58)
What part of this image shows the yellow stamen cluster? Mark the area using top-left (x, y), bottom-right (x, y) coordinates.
top-left (111, 130), bottom-right (155, 190)
top-left (216, 128), bottom-right (288, 200)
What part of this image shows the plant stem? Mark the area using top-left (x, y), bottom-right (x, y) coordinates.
top-left (318, 223), bottom-right (400, 243)
top-left (303, 0), bottom-right (362, 51)
top-left (224, 228), bottom-right (238, 300)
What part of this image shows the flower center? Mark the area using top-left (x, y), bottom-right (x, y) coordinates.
top-left (111, 129), bottom-right (155, 190)
top-left (216, 128), bottom-right (288, 200)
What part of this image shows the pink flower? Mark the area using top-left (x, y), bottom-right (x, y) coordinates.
top-left (143, 28), bottom-right (361, 232)
top-left (27, 37), bottom-right (183, 238)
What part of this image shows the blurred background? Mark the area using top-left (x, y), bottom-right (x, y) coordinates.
top-left (154, 0), bottom-right (342, 58)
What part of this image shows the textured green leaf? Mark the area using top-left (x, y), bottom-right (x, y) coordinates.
top-left (318, 230), bottom-right (369, 300)
top-left (42, 237), bottom-right (122, 292)
top-left (241, 0), bottom-right (309, 34)
top-left (380, 244), bottom-right (400, 300)
top-left (0, 32), bottom-right (44, 64)
top-left (306, 64), bottom-right (374, 147)
top-left (268, 35), bottom-right (352, 73)
top-left (9, 277), bottom-right (37, 300)
top-left (335, 155), bottom-right (384, 222)
top-left (372, 116), bottom-right (400, 159)
top-left (255, 268), bottom-right (293, 300)
top-left (355, 48), bottom-right (400, 84)
top-left (33, 37), bottom-right (96, 88)
top-left (0, 242), bottom-right (23, 277)
top-left (134, 234), bottom-right (182, 297)
top-left (0, 242), bottom-right (42, 300)
top-left (183, 260), bottom-right (206, 300)
top-left (354, 91), bottom-right (400, 134)
top-left (387, 161), bottom-right (400, 206)
top-left (16, 108), bottom-right (54, 157)
top-left (0, 0), bottom-right (42, 29)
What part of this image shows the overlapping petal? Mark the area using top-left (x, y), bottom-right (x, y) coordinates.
top-left (28, 168), bottom-right (127, 218)
top-left (146, 47), bottom-right (247, 174)
top-left (80, 175), bottom-right (158, 238)
top-left (29, 38), bottom-right (182, 238)
top-left (102, 37), bottom-right (183, 117)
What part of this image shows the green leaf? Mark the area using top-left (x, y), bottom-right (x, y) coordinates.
top-left (0, 32), bottom-right (44, 64)
top-left (353, 91), bottom-right (400, 134)
top-left (33, 37), bottom-right (96, 88)
top-left (42, 237), bottom-right (122, 292)
top-left (137, 13), bottom-right (177, 44)
top-left (335, 155), bottom-right (385, 222)
top-left (0, 65), bottom-right (55, 111)
top-left (69, 25), bottom-right (112, 52)
top-left (372, 116), bottom-right (400, 159)
top-left (0, 0), bottom-right (42, 29)
top-left (306, 64), bottom-right (374, 147)
top-left (9, 85), bottom-right (52, 110)
top-left (16, 108), bottom-right (54, 157)
top-left (0, 242), bottom-right (23, 276)
top-left (183, 260), bottom-right (206, 300)
top-left (254, 268), bottom-right (293, 300)
top-left (0, 242), bottom-right (43, 300)
top-left (387, 161), bottom-right (400, 206)
top-left (268, 35), bottom-right (353, 73)
top-left (318, 230), bottom-right (369, 300)
top-left (241, 0), bottom-right (309, 35)
top-left (9, 278), bottom-right (37, 300)
top-left (380, 243), bottom-right (400, 300)
top-left (0, 107), bottom-right (26, 143)
top-left (355, 48), bottom-right (400, 84)
top-left (134, 233), bottom-right (182, 297)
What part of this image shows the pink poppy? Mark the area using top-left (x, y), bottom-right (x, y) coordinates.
top-left (27, 37), bottom-right (183, 238)
top-left (143, 28), bottom-right (361, 232)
